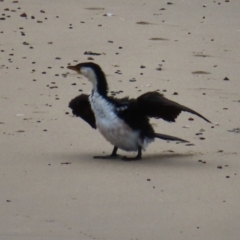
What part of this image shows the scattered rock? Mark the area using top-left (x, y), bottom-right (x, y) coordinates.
top-left (103, 12), bottom-right (114, 17)
top-left (149, 38), bottom-right (169, 41)
top-left (228, 128), bottom-right (240, 133)
top-left (136, 21), bottom-right (150, 24)
top-left (20, 12), bottom-right (27, 17)
top-left (85, 7), bottom-right (104, 10)
top-left (84, 51), bottom-right (101, 56)
top-left (192, 71), bottom-right (210, 74)
top-left (185, 143), bottom-right (195, 146)
top-left (129, 78), bottom-right (136, 82)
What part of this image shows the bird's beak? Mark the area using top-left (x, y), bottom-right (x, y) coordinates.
top-left (67, 65), bottom-right (81, 74)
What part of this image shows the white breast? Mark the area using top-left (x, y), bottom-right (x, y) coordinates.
top-left (89, 91), bottom-right (144, 151)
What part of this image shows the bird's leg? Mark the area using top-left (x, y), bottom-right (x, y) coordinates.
top-left (122, 147), bottom-right (142, 161)
top-left (93, 146), bottom-right (122, 159)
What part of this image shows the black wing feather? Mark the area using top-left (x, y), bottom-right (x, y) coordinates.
top-left (137, 91), bottom-right (211, 123)
top-left (68, 94), bottom-right (96, 129)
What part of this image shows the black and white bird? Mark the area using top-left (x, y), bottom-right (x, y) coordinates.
top-left (67, 62), bottom-right (211, 160)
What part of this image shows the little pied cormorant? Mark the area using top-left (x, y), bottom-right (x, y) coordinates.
top-left (67, 62), bottom-right (211, 160)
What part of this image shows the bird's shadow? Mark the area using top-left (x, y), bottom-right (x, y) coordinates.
top-left (56, 150), bottom-right (201, 169)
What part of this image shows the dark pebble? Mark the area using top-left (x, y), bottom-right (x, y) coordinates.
top-left (84, 51), bottom-right (101, 56)
top-left (20, 12), bottom-right (27, 17)
top-left (185, 143), bottom-right (195, 146)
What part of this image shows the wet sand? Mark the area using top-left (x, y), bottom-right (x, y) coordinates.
top-left (0, 0), bottom-right (240, 239)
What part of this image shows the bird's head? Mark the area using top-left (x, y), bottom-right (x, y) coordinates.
top-left (67, 62), bottom-right (108, 95)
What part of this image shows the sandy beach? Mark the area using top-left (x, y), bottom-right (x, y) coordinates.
top-left (1, 0), bottom-right (240, 239)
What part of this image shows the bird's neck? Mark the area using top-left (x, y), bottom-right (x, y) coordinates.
top-left (91, 72), bottom-right (108, 97)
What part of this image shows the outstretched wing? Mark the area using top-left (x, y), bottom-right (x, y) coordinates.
top-left (137, 91), bottom-right (211, 123)
top-left (68, 94), bottom-right (96, 129)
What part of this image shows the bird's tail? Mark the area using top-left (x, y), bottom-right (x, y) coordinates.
top-left (154, 133), bottom-right (188, 143)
